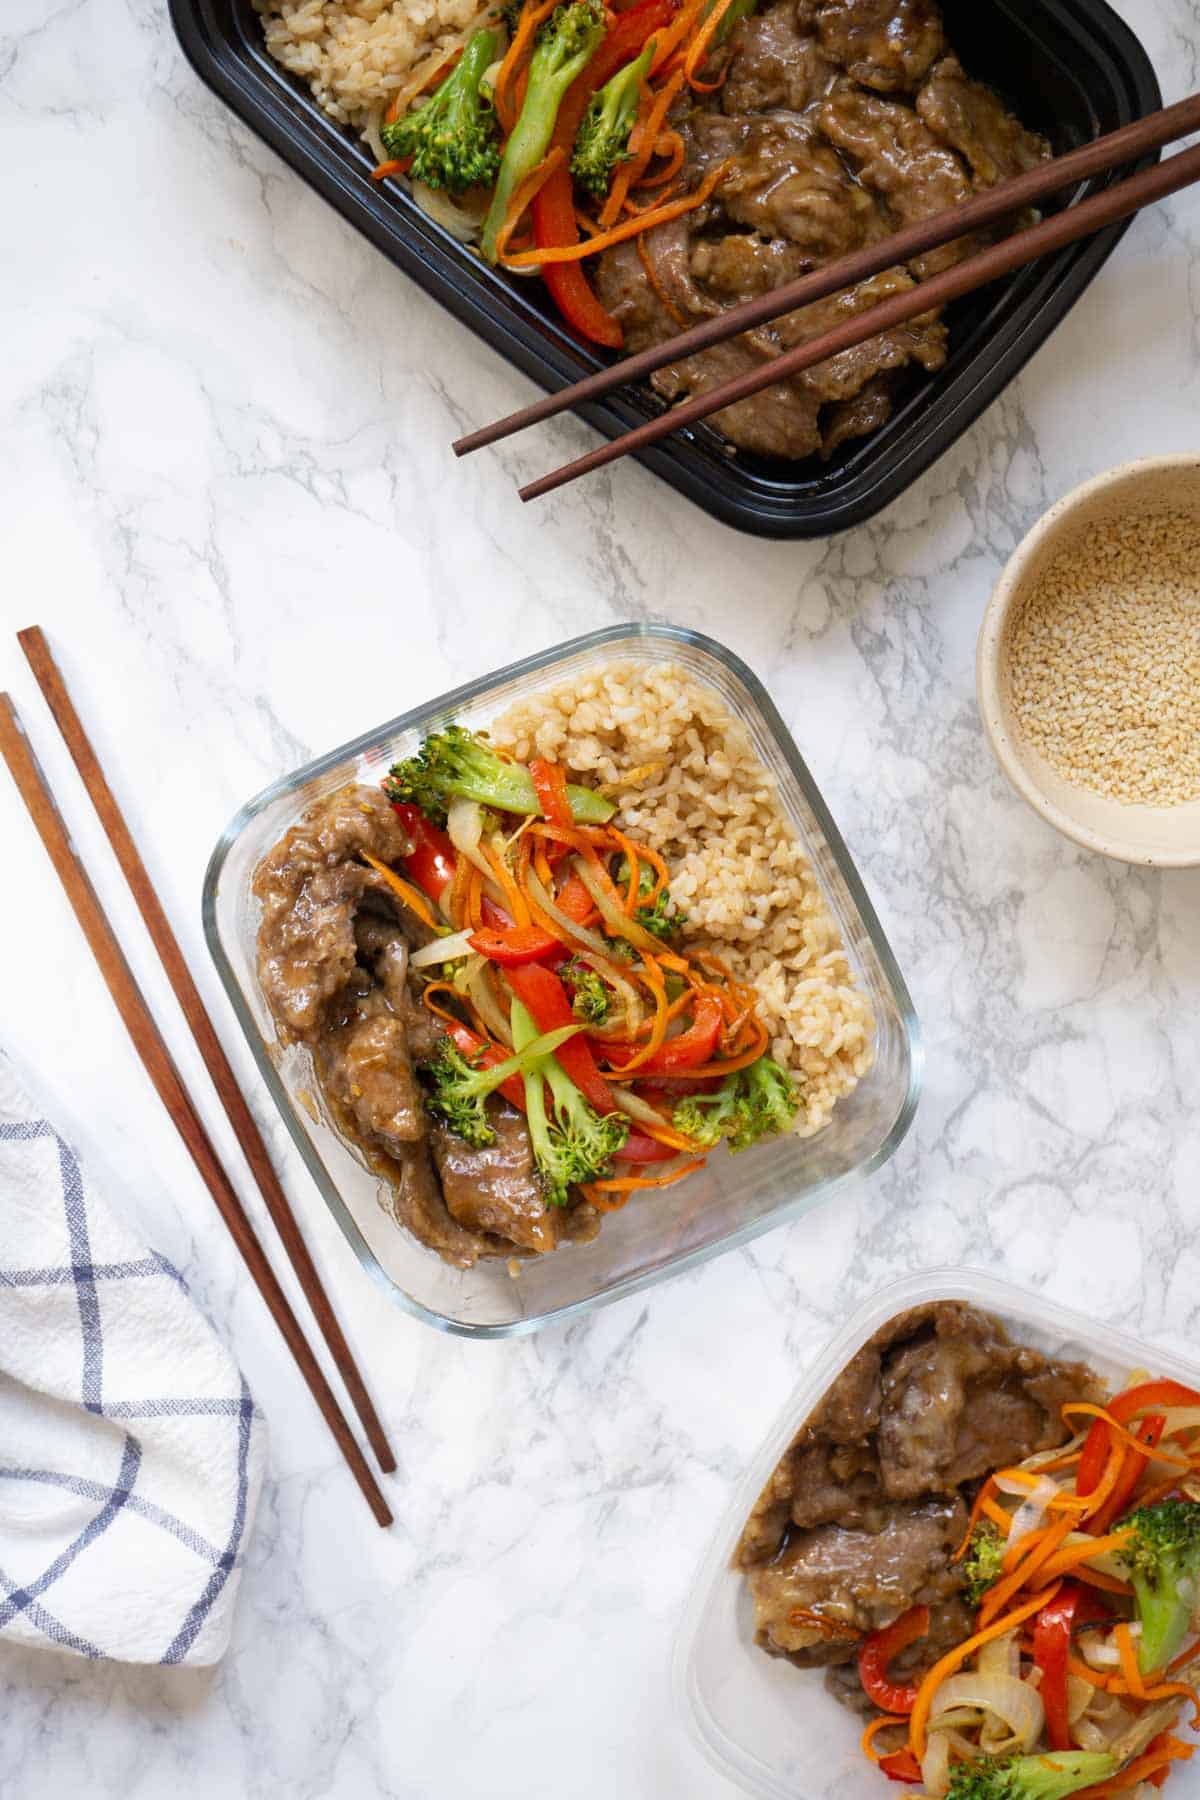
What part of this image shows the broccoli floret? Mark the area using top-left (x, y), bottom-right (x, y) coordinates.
top-left (480, 0), bottom-right (605, 262)
top-left (673, 1056), bottom-right (798, 1153)
top-left (420, 1021), bottom-right (580, 1145)
top-left (380, 29), bottom-right (501, 193)
top-left (562, 956), bottom-right (611, 1024)
top-left (616, 859), bottom-right (688, 940)
top-left (512, 999), bottom-right (628, 1203)
top-left (946, 1753), bottom-right (1119, 1800)
top-left (385, 725), bottom-right (615, 828)
top-left (570, 43), bottom-right (653, 199)
top-left (1117, 1500), bottom-right (1200, 1674)
top-left (962, 1520), bottom-right (1006, 1606)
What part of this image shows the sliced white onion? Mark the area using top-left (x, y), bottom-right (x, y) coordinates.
top-left (573, 856), bottom-right (669, 958)
top-left (411, 180), bottom-right (487, 243)
top-left (1006, 1476), bottom-right (1060, 1554)
top-left (447, 797), bottom-right (494, 879)
top-left (1068, 1673), bottom-right (1095, 1726)
top-left (1150, 1408), bottom-right (1200, 1437)
top-left (524, 863), bottom-right (623, 967)
top-left (410, 927), bottom-right (477, 969)
top-left (979, 1631), bottom-right (1019, 1683)
top-left (931, 1673), bottom-right (1045, 1752)
top-left (462, 958), bottom-right (513, 1048)
top-left (920, 1727), bottom-right (952, 1798)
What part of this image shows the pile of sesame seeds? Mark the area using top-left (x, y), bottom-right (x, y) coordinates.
top-left (1005, 506), bottom-right (1200, 808)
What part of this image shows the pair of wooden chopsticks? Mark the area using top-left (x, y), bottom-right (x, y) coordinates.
top-left (1, 630), bottom-right (395, 1528)
top-left (453, 91), bottom-right (1200, 499)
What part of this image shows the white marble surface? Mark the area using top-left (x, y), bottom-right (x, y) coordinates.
top-left (3, 0), bottom-right (1200, 1792)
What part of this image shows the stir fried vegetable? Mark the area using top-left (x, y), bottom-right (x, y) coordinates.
top-left (849, 1365), bottom-right (1200, 1800)
top-left (672, 1055), bottom-right (797, 1152)
top-left (420, 1019), bottom-right (581, 1143)
top-left (570, 42), bottom-right (653, 196)
top-left (385, 725), bottom-right (615, 827)
top-left (511, 997), bottom-right (629, 1202)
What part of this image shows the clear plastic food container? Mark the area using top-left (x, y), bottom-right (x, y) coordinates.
top-left (202, 625), bottom-right (919, 1338)
top-left (674, 1268), bottom-right (1200, 1800)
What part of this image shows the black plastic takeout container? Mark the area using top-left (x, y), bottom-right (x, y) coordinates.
top-left (169, 0), bottom-right (1161, 536)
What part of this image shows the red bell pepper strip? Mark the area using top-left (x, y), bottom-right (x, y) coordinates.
top-left (502, 962), bottom-right (616, 1116)
top-left (1090, 1415), bottom-right (1165, 1534)
top-left (878, 1750), bottom-right (923, 1785)
top-left (468, 924), bottom-right (562, 966)
top-left (1033, 1584), bottom-right (1111, 1750)
top-left (530, 0), bottom-right (674, 348)
top-left (601, 994), bottom-right (723, 1077)
top-left (613, 1129), bottom-right (679, 1163)
top-left (389, 800), bottom-right (457, 903)
top-left (480, 894), bottom-right (515, 931)
top-left (445, 1023), bottom-right (527, 1112)
top-left (555, 873), bottom-right (594, 923)
top-left (529, 758), bottom-right (574, 831)
top-left (1077, 1379), bottom-right (1200, 1499)
top-left (857, 1606), bottom-right (930, 1716)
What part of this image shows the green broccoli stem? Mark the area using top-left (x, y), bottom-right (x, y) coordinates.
top-left (947, 1751), bottom-right (1118, 1800)
top-left (1131, 1565), bottom-right (1194, 1674)
top-left (512, 997), bottom-right (628, 1202)
top-left (480, 1), bottom-right (605, 263)
top-left (513, 998), bottom-right (571, 1206)
top-left (381, 28), bottom-right (500, 191)
top-left (447, 758), bottom-right (610, 823)
top-left (570, 43), bottom-right (652, 196)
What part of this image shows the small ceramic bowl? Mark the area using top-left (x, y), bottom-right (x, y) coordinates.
top-left (977, 455), bottom-right (1200, 868)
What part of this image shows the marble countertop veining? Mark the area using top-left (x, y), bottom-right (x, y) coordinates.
top-left (3, 0), bottom-right (1200, 1793)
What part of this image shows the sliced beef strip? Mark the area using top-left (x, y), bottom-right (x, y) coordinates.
top-left (386, 1139), bottom-right (492, 1269)
top-left (770, 268), bottom-right (947, 397)
top-left (253, 785), bottom-right (412, 1043)
top-left (430, 1106), bottom-right (560, 1256)
top-left (690, 233), bottom-right (815, 302)
top-left (317, 996), bottom-right (425, 1156)
top-left (354, 915), bottom-right (446, 1061)
top-left (917, 54), bottom-right (1050, 188)
top-left (821, 375), bottom-right (896, 457)
top-left (721, 5), bottom-right (839, 116)
top-left (690, 113), bottom-right (887, 261)
top-left (746, 1496), bottom-right (967, 1657)
top-left (814, 0), bottom-right (945, 94)
top-left (818, 80), bottom-right (977, 275)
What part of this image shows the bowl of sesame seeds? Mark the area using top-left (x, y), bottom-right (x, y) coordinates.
top-left (977, 456), bottom-right (1200, 867)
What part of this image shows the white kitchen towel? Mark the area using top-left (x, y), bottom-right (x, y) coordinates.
top-left (0, 1053), bottom-right (266, 1666)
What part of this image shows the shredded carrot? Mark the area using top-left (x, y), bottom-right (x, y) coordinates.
top-left (683, 0), bottom-right (737, 89)
top-left (636, 231), bottom-right (688, 324)
top-left (600, 70), bottom-right (685, 227)
top-left (1069, 1566), bottom-right (1135, 1596)
top-left (465, 864), bottom-right (484, 930)
top-left (648, 0), bottom-right (709, 73)
top-left (370, 157), bottom-right (412, 180)
top-left (1116, 1622), bottom-right (1146, 1699)
top-left (1076, 1439), bottom-right (1134, 1525)
top-left (1064, 1404), bottom-right (1195, 1473)
top-left (982, 1493), bottom-right (1016, 1532)
top-left (493, 146), bottom-right (568, 262)
top-left (677, 1019), bottom-right (770, 1079)
top-left (494, 0), bottom-right (556, 133)
top-left (1138, 1681), bottom-right (1200, 1725)
top-left (1037, 1527), bottom-right (1135, 1585)
top-left (590, 1158), bottom-right (706, 1193)
top-left (360, 853), bottom-right (442, 931)
top-left (624, 181), bottom-right (681, 215)
top-left (635, 129), bottom-right (685, 187)
top-left (1002, 1525), bottom-right (1050, 1574)
top-left (978, 1514), bottom-right (1076, 1627)
top-left (421, 981), bottom-right (468, 1028)
top-left (861, 1716), bottom-right (908, 1763)
top-left (606, 958), bottom-right (671, 1074)
top-left (991, 1467), bottom-right (1090, 1508)
top-left (909, 1585), bottom-right (1062, 1759)
top-left (483, 840), bottom-right (531, 928)
top-left (1067, 1654), bottom-right (1112, 1690)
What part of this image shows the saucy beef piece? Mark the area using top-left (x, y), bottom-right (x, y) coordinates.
top-left (254, 784), bottom-right (570, 1268)
top-left (720, 7), bottom-right (838, 116)
top-left (253, 787), bottom-right (412, 1043)
top-left (814, 0), bottom-right (945, 94)
top-left (735, 1303), bottom-right (1102, 1706)
top-left (746, 1496), bottom-right (967, 1656)
top-left (431, 1107), bottom-right (562, 1255)
top-left (917, 55), bottom-right (1050, 188)
top-left (692, 114), bottom-right (886, 260)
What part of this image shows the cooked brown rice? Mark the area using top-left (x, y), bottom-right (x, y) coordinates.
top-left (490, 661), bottom-right (876, 1138)
top-left (253, 0), bottom-right (497, 132)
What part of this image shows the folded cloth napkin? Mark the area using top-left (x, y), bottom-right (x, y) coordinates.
top-left (0, 1053), bottom-right (266, 1666)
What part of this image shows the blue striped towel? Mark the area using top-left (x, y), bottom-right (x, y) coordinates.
top-left (0, 1053), bottom-right (266, 1665)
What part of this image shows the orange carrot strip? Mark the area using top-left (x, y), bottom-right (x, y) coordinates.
top-left (600, 69), bottom-right (685, 227)
top-left (1037, 1528), bottom-right (1136, 1585)
top-left (635, 231), bottom-right (687, 322)
top-left (590, 1158), bottom-right (705, 1193)
top-left (648, 0), bottom-right (708, 73)
top-left (360, 853), bottom-right (442, 931)
top-left (370, 157), bottom-right (412, 180)
top-left (682, 0), bottom-right (736, 90)
top-left (953, 1478), bottom-right (1002, 1560)
top-left (1064, 1404), bottom-right (1194, 1473)
top-left (978, 1514), bottom-right (1076, 1627)
top-left (1116, 1622), bottom-right (1146, 1699)
top-left (861, 1717), bottom-right (908, 1763)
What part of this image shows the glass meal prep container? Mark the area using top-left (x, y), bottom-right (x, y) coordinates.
top-left (169, 0), bottom-right (1160, 539)
top-left (202, 625), bottom-right (919, 1337)
top-left (674, 1267), bottom-right (1200, 1800)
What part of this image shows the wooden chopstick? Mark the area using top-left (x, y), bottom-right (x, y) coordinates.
top-left (518, 138), bottom-right (1200, 502)
top-left (449, 90), bottom-right (1200, 463)
top-left (0, 694), bottom-right (394, 1530)
top-left (17, 627), bottom-right (396, 1479)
